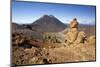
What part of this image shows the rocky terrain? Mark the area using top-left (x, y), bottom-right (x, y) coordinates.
top-left (12, 16), bottom-right (96, 66)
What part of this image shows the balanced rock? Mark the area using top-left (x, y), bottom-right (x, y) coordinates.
top-left (66, 18), bottom-right (79, 44)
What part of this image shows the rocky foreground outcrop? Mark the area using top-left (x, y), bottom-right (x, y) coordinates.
top-left (12, 18), bottom-right (96, 66)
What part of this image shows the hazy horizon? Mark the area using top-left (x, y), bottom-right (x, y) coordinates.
top-left (12, 0), bottom-right (96, 25)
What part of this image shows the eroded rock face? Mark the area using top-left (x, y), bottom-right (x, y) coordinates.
top-left (65, 18), bottom-right (79, 44)
top-left (65, 18), bottom-right (88, 45)
top-left (87, 35), bottom-right (96, 45)
top-left (12, 46), bottom-right (50, 65)
top-left (12, 32), bottom-right (25, 46)
top-left (66, 28), bottom-right (78, 44)
top-left (43, 32), bottom-right (65, 43)
top-left (43, 32), bottom-right (57, 43)
top-left (75, 31), bottom-right (87, 44)
top-left (12, 32), bottom-right (44, 48)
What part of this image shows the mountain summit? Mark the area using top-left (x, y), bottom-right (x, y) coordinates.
top-left (31, 15), bottom-right (67, 32)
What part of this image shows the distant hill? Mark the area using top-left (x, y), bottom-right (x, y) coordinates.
top-left (31, 15), bottom-right (67, 32)
top-left (78, 24), bottom-right (95, 37)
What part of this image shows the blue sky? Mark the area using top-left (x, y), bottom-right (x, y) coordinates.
top-left (12, 0), bottom-right (96, 24)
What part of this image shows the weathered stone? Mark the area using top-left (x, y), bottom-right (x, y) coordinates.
top-left (75, 31), bottom-right (86, 44)
top-left (66, 28), bottom-right (78, 44)
top-left (88, 35), bottom-right (96, 45)
top-left (63, 18), bottom-right (79, 45)
top-left (43, 32), bottom-right (65, 43)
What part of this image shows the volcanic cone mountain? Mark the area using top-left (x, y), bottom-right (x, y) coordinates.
top-left (31, 15), bottom-right (67, 32)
